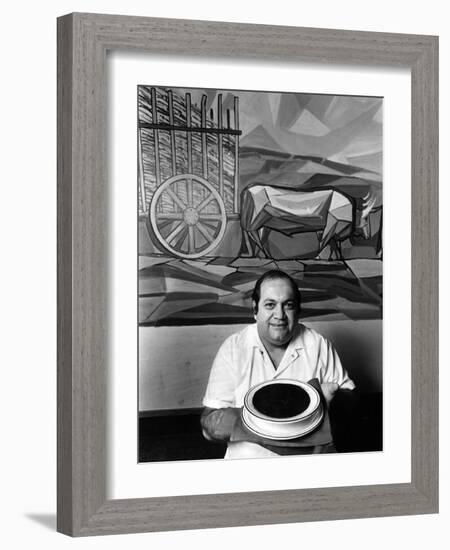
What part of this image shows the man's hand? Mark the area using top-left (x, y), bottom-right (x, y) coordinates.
top-left (320, 382), bottom-right (339, 405)
top-left (200, 407), bottom-right (241, 442)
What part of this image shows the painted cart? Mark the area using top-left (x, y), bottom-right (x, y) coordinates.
top-left (138, 87), bottom-right (242, 259)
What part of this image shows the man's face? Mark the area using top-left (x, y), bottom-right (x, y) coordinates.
top-left (254, 278), bottom-right (299, 348)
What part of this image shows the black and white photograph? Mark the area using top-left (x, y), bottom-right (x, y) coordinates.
top-left (3, 0), bottom-right (444, 546)
top-left (138, 86), bottom-right (383, 462)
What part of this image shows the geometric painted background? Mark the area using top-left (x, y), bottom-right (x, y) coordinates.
top-left (139, 88), bottom-right (382, 326)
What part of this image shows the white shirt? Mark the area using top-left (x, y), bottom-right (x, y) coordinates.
top-left (202, 323), bottom-right (355, 458)
top-left (203, 323), bottom-right (355, 410)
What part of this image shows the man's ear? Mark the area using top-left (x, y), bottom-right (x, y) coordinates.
top-left (252, 301), bottom-right (257, 318)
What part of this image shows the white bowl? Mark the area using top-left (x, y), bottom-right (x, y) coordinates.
top-left (242, 379), bottom-right (323, 440)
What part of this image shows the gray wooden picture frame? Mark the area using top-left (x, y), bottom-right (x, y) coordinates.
top-left (57, 12), bottom-right (438, 537)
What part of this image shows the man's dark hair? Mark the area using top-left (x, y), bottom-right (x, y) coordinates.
top-left (251, 270), bottom-right (301, 314)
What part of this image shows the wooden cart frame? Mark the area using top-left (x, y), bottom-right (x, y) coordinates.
top-left (139, 87), bottom-right (242, 259)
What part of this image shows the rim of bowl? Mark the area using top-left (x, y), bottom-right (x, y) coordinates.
top-left (243, 379), bottom-right (320, 423)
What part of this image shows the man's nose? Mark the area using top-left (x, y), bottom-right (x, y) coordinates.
top-left (274, 304), bottom-right (286, 318)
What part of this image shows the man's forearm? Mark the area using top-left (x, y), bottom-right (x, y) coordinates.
top-left (201, 407), bottom-right (240, 442)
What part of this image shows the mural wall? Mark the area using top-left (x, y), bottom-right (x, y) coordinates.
top-left (139, 87), bottom-right (382, 328)
top-left (138, 86), bottom-right (383, 412)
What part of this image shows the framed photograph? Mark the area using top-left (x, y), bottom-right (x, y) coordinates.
top-left (57, 13), bottom-right (438, 536)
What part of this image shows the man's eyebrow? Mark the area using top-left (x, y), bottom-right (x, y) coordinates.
top-left (262, 298), bottom-right (295, 303)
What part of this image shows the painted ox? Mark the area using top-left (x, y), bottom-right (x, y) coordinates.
top-left (240, 185), bottom-right (354, 259)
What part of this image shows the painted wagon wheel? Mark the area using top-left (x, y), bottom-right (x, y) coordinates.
top-left (148, 174), bottom-right (227, 259)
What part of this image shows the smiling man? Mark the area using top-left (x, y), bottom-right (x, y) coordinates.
top-left (201, 270), bottom-right (355, 459)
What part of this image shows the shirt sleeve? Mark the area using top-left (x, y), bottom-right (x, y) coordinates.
top-left (202, 336), bottom-right (238, 409)
top-left (319, 337), bottom-right (355, 391)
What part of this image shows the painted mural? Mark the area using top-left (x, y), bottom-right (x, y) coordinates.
top-left (138, 87), bottom-right (382, 326)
